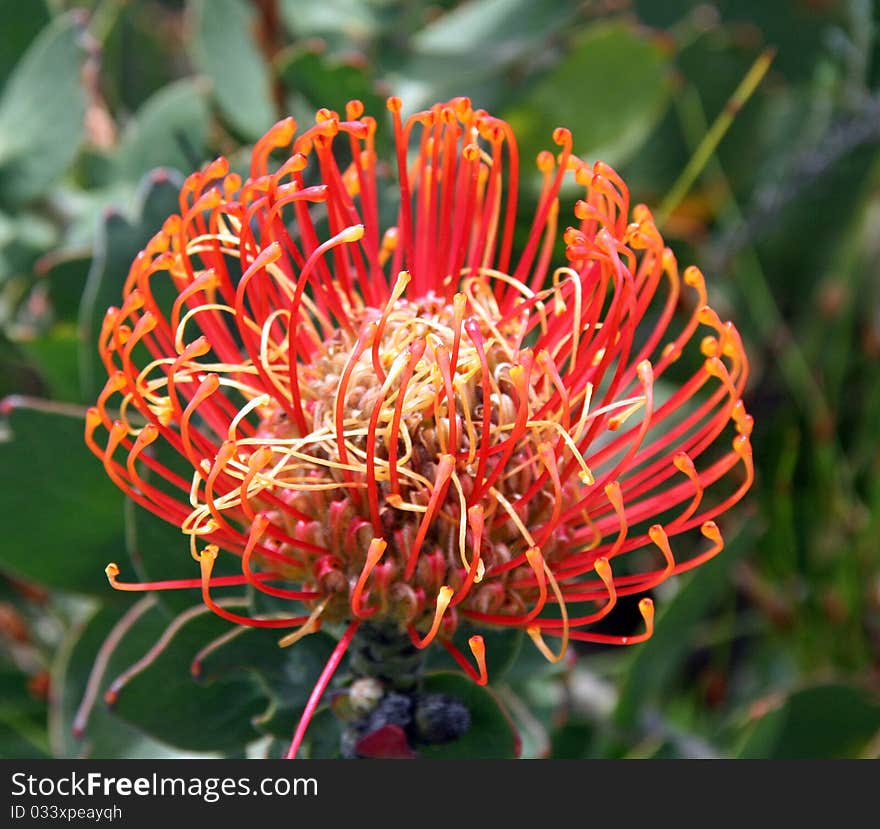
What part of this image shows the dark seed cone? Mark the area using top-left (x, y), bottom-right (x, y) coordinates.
top-left (348, 622), bottom-right (425, 691)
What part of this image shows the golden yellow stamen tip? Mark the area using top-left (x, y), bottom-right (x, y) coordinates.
top-left (701, 521), bottom-right (722, 543)
top-left (340, 224), bottom-right (365, 243)
top-left (639, 598), bottom-right (655, 628)
top-left (593, 556), bottom-right (611, 581)
top-left (648, 524), bottom-right (667, 545)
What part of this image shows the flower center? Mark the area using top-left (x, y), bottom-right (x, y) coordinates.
top-left (249, 281), bottom-right (580, 630)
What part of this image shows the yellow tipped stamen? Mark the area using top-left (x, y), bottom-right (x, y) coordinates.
top-left (378, 227), bottom-right (398, 267)
top-left (604, 480), bottom-right (628, 557)
top-left (526, 560), bottom-right (569, 663)
top-left (350, 538), bottom-right (387, 618)
top-left (449, 470), bottom-right (470, 573)
top-left (405, 454), bottom-right (455, 580)
top-left (386, 493), bottom-right (428, 512)
top-left (105, 563), bottom-right (121, 589)
top-left (488, 486), bottom-right (536, 550)
top-left (595, 553), bottom-right (616, 600)
top-left (524, 546), bottom-right (548, 622)
top-left (412, 586), bottom-right (455, 649)
top-left (468, 635), bottom-right (489, 685)
top-left (647, 524), bottom-right (676, 586)
top-left (638, 597), bottom-right (654, 639)
top-left (277, 597), bottom-right (331, 647)
top-left (552, 267), bottom-right (583, 374)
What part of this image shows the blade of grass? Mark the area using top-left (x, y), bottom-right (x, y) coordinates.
top-left (656, 47), bottom-right (775, 227)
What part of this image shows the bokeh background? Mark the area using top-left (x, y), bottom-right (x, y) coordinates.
top-left (1, 0), bottom-right (879, 759)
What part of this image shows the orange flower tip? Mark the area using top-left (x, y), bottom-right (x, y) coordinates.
top-left (552, 126), bottom-right (572, 146)
top-left (198, 545), bottom-right (219, 565)
top-left (386, 493), bottom-right (404, 508)
top-left (190, 659), bottom-right (202, 679)
top-left (683, 266), bottom-right (705, 289)
top-left (199, 373), bottom-right (221, 393)
top-left (270, 117), bottom-right (297, 145)
top-left (733, 434), bottom-right (752, 457)
top-left (604, 480), bottom-right (623, 506)
top-left (639, 597), bottom-right (655, 626)
top-left (340, 224), bottom-right (365, 243)
top-left (701, 521), bottom-right (722, 544)
top-left (636, 359), bottom-right (654, 385)
top-left (647, 524), bottom-right (667, 545)
top-left (698, 305), bottom-right (721, 327)
top-left (700, 335), bottom-right (720, 357)
top-left (85, 408), bottom-right (101, 428)
top-left (704, 356), bottom-right (726, 379)
top-left (673, 451), bottom-right (695, 475)
top-left (104, 689), bottom-right (119, 707)
top-left (736, 413), bottom-right (754, 437)
top-left (104, 563), bottom-right (120, 584)
top-left (578, 469), bottom-right (596, 486)
top-left (345, 99), bottom-right (365, 120)
top-left (203, 156), bottom-right (229, 177)
top-left (453, 97), bottom-right (472, 117)
top-left (467, 635), bottom-right (488, 685)
top-left (367, 537), bottom-right (388, 562)
top-left (536, 150), bottom-right (555, 173)
top-left (463, 143), bottom-right (480, 162)
top-left (661, 341), bottom-right (682, 362)
top-left (508, 364), bottom-right (526, 391)
top-left (252, 513), bottom-right (271, 533)
top-left (386, 96), bottom-right (402, 113)
top-left (137, 423), bottom-right (159, 444)
top-left (525, 546), bottom-right (544, 569)
top-left (440, 105), bottom-right (457, 126)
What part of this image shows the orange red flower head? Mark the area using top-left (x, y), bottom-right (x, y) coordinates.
top-left (85, 97), bottom-right (753, 754)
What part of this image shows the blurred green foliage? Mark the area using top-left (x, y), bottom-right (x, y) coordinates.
top-left (0, 0), bottom-right (878, 759)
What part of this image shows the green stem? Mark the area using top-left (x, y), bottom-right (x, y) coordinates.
top-left (656, 47), bottom-right (775, 227)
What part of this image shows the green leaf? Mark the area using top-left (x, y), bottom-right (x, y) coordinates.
top-left (17, 325), bottom-right (82, 403)
top-left (0, 399), bottom-right (126, 595)
top-left (51, 601), bottom-right (194, 758)
top-left (279, 0), bottom-right (378, 42)
top-left (0, 0), bottom-right (50, 84)
top-left (108, 603), bottom-right (268, 752)
top-left (189, 0), bottom-right (277, 141)
top-left (390, 0), bottom-right (576, 115)
top-left (0, 11), bottom-right (88, 205)
top-left (0, 332), bottom-right (47, 399)
top-left (411, 0), bottom-right (574, 61)
top-left (737, 683), bottom-right (880, 759)
top-left (503, 22), bottom-right (673, 169)
top-left (194, 626), bottom-right (338, 740)
top-left (38, 252), bottom-right (91, 324)
top-left (0, 670), bottom-right (50, 758)
top-left (114, 78), bottom-right (211, 182)
top-left (78, 170), bottom-right (182, 401)
top-left (417, 671), bottom-right (519, 758)
top-left (614, 533), bottom-right (744, 728)
top-left (277, 48), bottom-right (384, 124)
top-left (300, 706), bottom-right (341, 758)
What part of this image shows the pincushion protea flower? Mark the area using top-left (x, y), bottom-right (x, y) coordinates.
top-left (85, 96), bottom-right (753, 758)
